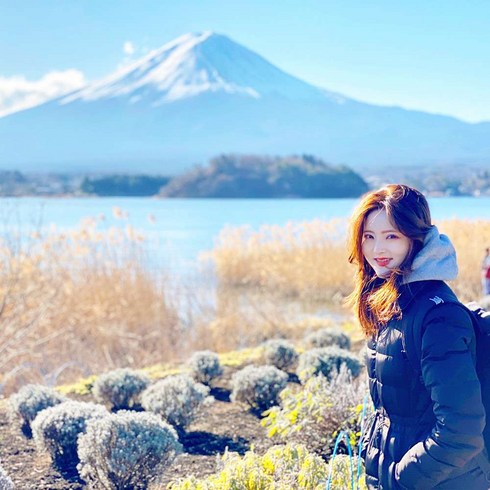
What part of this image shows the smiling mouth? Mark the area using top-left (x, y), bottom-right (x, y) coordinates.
top-left (375, 258), bottom-right (392, 267)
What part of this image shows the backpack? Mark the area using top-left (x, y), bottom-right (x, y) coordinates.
top-left (400, 281), bottom-right (490, 465)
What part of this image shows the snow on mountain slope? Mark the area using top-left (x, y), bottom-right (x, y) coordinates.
top-left (61, 31), bottom-right (345, 105)
top-left (0, 31), bottom-right (489, 173)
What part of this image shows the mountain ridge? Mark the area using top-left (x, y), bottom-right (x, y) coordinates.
top-left (0, 31), bottom-right (489, 174)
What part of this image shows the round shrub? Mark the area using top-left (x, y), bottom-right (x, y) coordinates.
top-left (230, 365), bottom-right (288, 412)
top-left (141, 374), bottom-right (211, 431)
top-left (188, 350), bottom-right (223, 386)
top-left (78, 411), bottom-right (183, 489)
top-left (0, 463), bottom-right (14, 490)
top-left (297, 346), bottom-right (362, 384)
top-left (31, 400), bottom-right (108, 472)
top-left (262, 339), bottom-right (298, 371)
top-left (8, 384), bottom-right (67, 433)
top-left (92, 368), bottom-right (150, 410)
top-left (305, 328), bottom-right (351, 350)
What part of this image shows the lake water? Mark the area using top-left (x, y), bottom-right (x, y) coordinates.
top-left (1, 196), bottom-right (489, 272)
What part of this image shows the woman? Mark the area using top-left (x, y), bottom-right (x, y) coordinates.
top-left (348, 184), bottom-right (488, 489)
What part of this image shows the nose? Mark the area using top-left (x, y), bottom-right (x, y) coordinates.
top-left (372, 239), bottom-right (386, 254)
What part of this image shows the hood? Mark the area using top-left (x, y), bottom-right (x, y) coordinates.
top-left (402, 225), bottom-right (458, 284)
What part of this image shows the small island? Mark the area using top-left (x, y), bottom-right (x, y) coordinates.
top-left (0, 155), bottom-right (489, 197)
top-left (159, 154), bottom-right (368, 198)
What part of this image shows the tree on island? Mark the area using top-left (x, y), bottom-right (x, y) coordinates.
top-left (159, 154), bottom-right (369, 198)
top-left (81, 175), bottom-right (170, 197)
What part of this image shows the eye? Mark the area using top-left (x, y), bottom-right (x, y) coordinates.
top-left (386, 234), bottom-right (400, 239)
top-left (363, 233), bottom-right (374, 240)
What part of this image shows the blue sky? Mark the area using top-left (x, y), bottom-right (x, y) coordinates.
top-left (1, 0), bottom-right (489, 122)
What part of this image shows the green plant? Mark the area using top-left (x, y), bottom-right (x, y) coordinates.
top-left (92, 368), bottom-right (150, 410)
top-left (230, 365), bottom-right (289, 412)
top-left (77, 410), bottom-right (182, 489)
top-left (141, 375), bottom-right (211, 431)
top-left (188, 351), bottom-right (223, 386)
top-left (31, 400), bottom-right (108, 472)
top-left (262, 365), bottom-right (369, 456)
top-left (326, 454), bottom-right (367, 490)
top-left (297, 346), bottom-right (362, 384)
top-left (168, 443), bottom-right (329, 489)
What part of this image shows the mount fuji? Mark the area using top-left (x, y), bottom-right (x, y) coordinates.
top-left (1, 31), bottom-right (489, 174)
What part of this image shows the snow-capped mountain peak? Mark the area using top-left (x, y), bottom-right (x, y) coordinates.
top-left (62, 31), bottom-right (342, 105)
top-left (2, 31), bottom-right (484, 176)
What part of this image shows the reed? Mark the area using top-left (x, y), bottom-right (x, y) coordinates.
top-left (209, 219), bottom-right (350, 301)
top-left (437, 219), bottom-right (490, 300)
top-left (209, 218), bottom-right (490, 303)
top-left (0, 215), bottom-right (180, 395)
top-left (3, 215), bottom-right (488, 394)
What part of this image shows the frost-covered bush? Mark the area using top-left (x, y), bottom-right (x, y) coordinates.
top-left (358, 344), bottom-right (370, 367)
top-left (230, 365), bottom-right (288, 411)
top-left (8, 384), bottom-right (67, 433)
top-left (78, 411), bottom-right (182, 489)
top-left (297, 346), bottom-right (361, 384)
top-left (305, 328), bottom-right (351, 350)
top-left (326, 454), bottom-right (367, 490)
top-left (188, 350), bottom-right (223, 386)
top-left (31, 401), bottom-right (108, 471)
top-left (0, 463), bottom-right (14, 490)
top-left (168, 443), bottom-right (328, 489)
top-left (262, 365), bottom-right (370, 456)
top-left (141, 374), bottom-right (211, 431)
top-left (262, 339), bottom-right (298, 371)
top-left (92, 368), bottom-right (150, 410)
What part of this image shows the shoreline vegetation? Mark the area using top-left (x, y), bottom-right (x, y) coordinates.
top-left (0, 153), bottom-right (489, 197)
top-left (0, 214), bottom-right (489, 488)
top-left (0, 215), bottom-right (488, 396)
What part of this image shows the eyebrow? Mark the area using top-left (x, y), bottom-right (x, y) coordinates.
top-left (363, 229), bottom-right (399, 234)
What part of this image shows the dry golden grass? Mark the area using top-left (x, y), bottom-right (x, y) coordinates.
top-left (0, 215), bottom-right (181, 395)
top-left (209, 218), bottom-right (490, 303)
top-left (188, 279), bottom-right (354, 354)
top-left (207, 219), bottom-right (350, 301)
top-left (3, 214), bottom-right (488, 396)
top-left (436, 219), bottom-right (490, 301)
top-left (199, 217), bottom-right (490, 353)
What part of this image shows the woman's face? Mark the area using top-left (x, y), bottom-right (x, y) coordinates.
top-left (362, 208), bottom-right (412, 278)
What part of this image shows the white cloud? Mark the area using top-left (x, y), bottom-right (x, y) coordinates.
top-left (0, 69), bottom-right (86, 117)
top-left (123, 41), bottom-right (135, 56)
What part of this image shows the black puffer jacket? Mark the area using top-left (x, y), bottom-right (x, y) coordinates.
top-left (363, 280), bottom-right (487, 489)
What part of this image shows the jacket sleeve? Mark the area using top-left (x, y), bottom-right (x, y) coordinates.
top-left (395, 303), bottom-right (485, 489)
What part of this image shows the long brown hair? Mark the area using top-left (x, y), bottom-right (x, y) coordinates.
top-left (347, 184), bottom-right (432, 336)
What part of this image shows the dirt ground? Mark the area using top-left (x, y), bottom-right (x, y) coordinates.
top-left (0, 368), bottom-right (282, 489)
